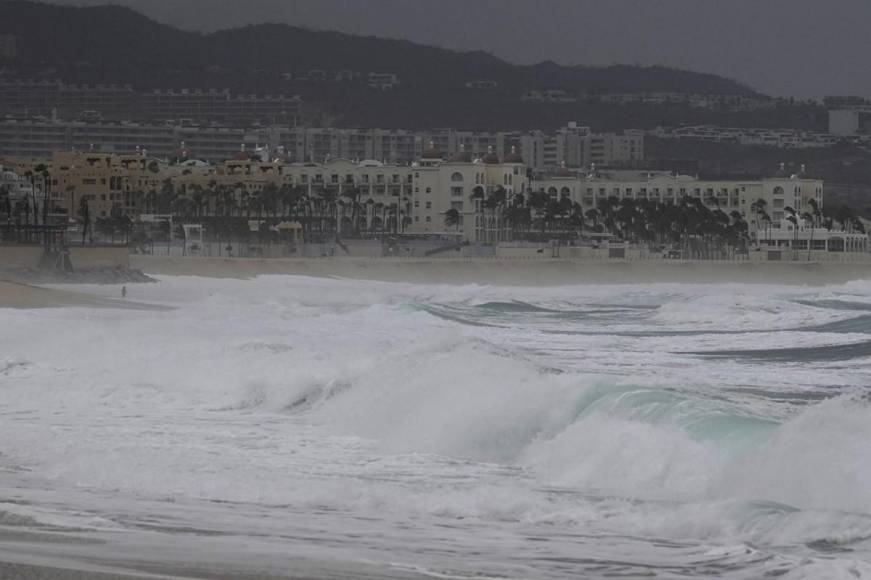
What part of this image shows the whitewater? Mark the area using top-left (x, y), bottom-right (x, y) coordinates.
top-left (2, 274), bottom-right (871, 578)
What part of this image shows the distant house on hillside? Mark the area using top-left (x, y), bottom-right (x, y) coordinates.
top-left (465, 80), bottom-right (499, 90)
top-left (368, 73), bottom-right (399, 91)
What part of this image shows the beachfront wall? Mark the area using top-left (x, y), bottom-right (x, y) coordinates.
top-left (68, 246), bottom-right (129, 269)
top-left (756, 225), bottom-right (868, 253)
top-left (0, 245), bottom-right (44, 268)
top-left (0, 245), bottom-right (129, 270)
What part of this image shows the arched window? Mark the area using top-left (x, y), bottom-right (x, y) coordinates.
top-left (773, 186), bottom-right (784, 196)
top-left (547, 187), bottom-right (558, 196)
top-left (451, 172), bottom-right (463, 182)
top-left (560, 187), bottom-right (571, 198)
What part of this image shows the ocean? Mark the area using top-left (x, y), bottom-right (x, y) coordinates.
top-left (1, 274), bottom-right (871, 579)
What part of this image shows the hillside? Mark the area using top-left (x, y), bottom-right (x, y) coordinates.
top-left (0, 1), bottom-right (767, 130)
top-left (1, 1), bottom-right (753, 95)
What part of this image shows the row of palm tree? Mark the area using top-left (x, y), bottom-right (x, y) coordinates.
top-left (458, 186), bottom-right (751, 256)
top-left (136, 180), bottom-right (414, 243)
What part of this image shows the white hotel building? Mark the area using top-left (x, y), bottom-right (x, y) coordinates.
top-left (173, 145), bottom-right (527, 243)
top-left (534, 169), bottom-right (866, 251)
top-left (163, 149), bottom-right (866, 250)
top-left (534, 169), bottom-right (822, 223)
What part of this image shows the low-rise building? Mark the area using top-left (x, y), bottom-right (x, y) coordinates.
top-left (533, 169), bottom-right (824, 232)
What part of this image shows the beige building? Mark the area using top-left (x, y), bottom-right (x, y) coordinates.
top-left (4, 150), bottom-right (176, 220)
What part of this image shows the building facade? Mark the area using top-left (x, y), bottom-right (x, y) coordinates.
top-left (0, 118), bottom-right (644, 168)
top-left (534, 169), bottom-right (824, 238)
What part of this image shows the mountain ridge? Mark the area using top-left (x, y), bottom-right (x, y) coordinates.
top-left (0, 1), bottom-right (756, 96)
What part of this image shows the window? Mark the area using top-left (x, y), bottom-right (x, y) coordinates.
top-left (451, 172), bottom-right (463, 182)
top-left (331, 174), bottom-right (339, 184)
top-left (425, 216), bottom-right (431, 222)
top-left (425, 201), bottom-right (432, 209)
top-left (414, 200), bottom-right (419, 208)
top-left (451, 187), bottom-right (463, 197)
top-left (425, 187), bottom-right (432, 194)
top-left (362, 174), bottom-right (369, 183)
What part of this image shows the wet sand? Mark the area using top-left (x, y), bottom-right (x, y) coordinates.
top-left (131, 255), bottom-right (871, 286)
top-left (0, 560), bottom-right (426, 580)
top-left (0, 534), bottom-right (427, 580)
top-left (0, 281), bottom-right (168, 310)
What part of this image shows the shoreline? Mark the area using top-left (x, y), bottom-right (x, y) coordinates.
top-left (0, 527), bottom-right (429, 580)
top-left (131, 255), bottom-right (871, 286)
top-left (0, 280), bottom-right (169, 310)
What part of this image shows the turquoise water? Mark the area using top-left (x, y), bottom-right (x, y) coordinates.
top-left (1, 276), bottom-right (871, 578)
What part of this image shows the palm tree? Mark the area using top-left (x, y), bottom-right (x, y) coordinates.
top-left (751, 198), bottom-right (768, 245)
top-left (79, 196), bottom-right (91, 245)
top-left (528, 190), bottom-right (551, 238)
top-left (35, 163), bottom-right (50, 224)
top-left (444, 208), bottom-right (460, 232)
top-left (0, 185), bottom-right (10, 222)
top-left (803, 198), bottom-right (822, 261)
top-left (66, 184), bottom-right (77, 223)
top-left (158, 179), bottom-right (176, 214)
top-left (785, 206), bottom-right (799, 260)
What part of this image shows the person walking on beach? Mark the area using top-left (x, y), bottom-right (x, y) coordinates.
top-left (121, 286), bottom-right (127, 299)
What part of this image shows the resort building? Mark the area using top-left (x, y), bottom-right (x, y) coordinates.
top-left (0, 165), bottom-right (38, 204)
top-left (5, 143), bottom-right (865, 252)
top-left (167, 144), bottom-right (527, 242)
top-left (0, 118), bottom-right (645, 168)
top-left (533, 167), bottom-right (842, 249)
top-left (519, 124), bottom-right (644, 173)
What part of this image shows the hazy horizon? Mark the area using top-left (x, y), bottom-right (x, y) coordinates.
top-left (44, 0), bottom-right (871, 99)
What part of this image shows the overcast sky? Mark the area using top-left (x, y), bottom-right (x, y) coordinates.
top-left (50, 0), bottom-right (871, 98)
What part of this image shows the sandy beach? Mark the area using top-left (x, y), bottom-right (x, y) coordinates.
top-left (0, 280), bottom-right (168, 310)
top-left (131, 255), bottom-right (871, 285)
